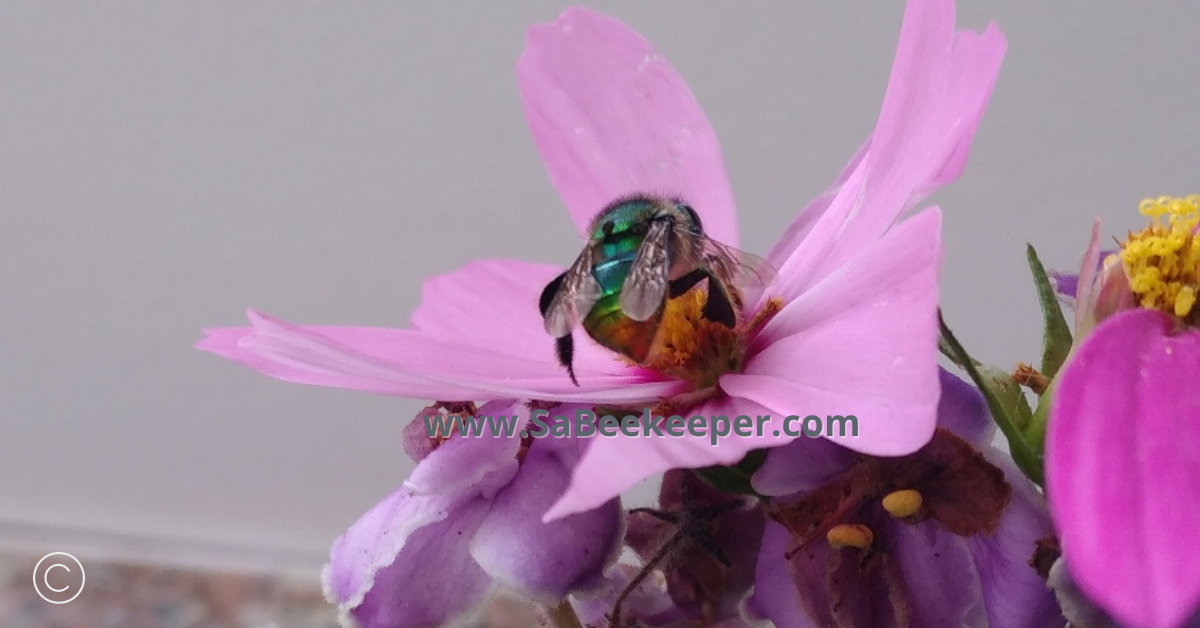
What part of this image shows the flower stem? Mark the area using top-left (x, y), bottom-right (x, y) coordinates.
top-left (543, 599), bottom-right (585, 628)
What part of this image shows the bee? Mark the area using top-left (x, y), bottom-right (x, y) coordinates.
top-left (539, 194), bottom-right (774, 385)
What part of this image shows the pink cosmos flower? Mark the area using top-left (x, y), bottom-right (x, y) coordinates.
top-left (1047, 196), bottom-right (1200, 628)
top-left (199, 0), bottom-right (1005, 521)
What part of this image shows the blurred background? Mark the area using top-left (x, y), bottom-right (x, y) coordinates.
top-left (1, 1), bottom-right (1196, 626)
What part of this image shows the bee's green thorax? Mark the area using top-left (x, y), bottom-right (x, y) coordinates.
top-left (589, 199), bottom-right (657, 297)
top-left (580, 198), bottom-right (680, 362)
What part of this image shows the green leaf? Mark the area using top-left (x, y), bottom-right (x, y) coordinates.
top-left (1026, 244), bottom-right (1074, 380)
top-left (938, 311), bottom-right (1043, 486)
top-left (693, 449), bottom-right (767, 496)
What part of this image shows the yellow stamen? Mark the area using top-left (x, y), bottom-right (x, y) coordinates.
top-left (826, 523), bottom-right (873, 549)
top-left (881, 489), bottom-right (924, 519)
top-left (1119, 195), bottom-right (1200, 320)
top-left (646, 287), bottom-right (767, 388)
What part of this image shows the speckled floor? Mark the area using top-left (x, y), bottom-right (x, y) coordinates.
top-left (0, 551), bottom-right (539, 628)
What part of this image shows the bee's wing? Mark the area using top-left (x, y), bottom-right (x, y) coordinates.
top-left (701, 238), bottom-right (778, 290)
top-left (543, 250), bottom-right (602, 337)
top-left (619, 218), bottom-right (672, 322)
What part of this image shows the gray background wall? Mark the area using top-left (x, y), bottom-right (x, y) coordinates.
top-left (2, 2), bottom-right (1196, 574)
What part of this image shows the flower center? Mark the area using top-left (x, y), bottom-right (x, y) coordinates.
top-left (643, 288), bottom-right (781, 389)
top-left (1119, 195), bottom-right (1200, 320)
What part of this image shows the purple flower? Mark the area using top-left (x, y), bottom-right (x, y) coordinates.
top-left (1047, 196), bottom-right (1200, 628)
top-left (744, 370), bottom-right (1063, 628)
top-left (321, 401), bottom-right (622, 628)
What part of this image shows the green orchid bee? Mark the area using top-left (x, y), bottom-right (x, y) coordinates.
top-left (539, 194), bottom-right (775, 385)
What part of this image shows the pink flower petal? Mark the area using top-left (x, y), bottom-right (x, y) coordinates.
top-left (518, 7), bottom-right (739, 247)
top-left (543, 395), bottom-right (783, 521)
top-left (751, 368), bottom-right (988, 498)
top-left (409, 259), bottom-right (625, 370)
top-left (769, 0), bottom-right (1005, 302)
top-left (1047, 309), bottom-right (1200, 628)
top-left (1073, 218), bottom-right (1103, 338)
top-left (728, 207), bottom-right (943, 456)
top-left (763, 139), bottom-right (870, 271)
top-left (198, 308), bottom-right (685, 404)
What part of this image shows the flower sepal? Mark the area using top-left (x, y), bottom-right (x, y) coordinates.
top-left (1026, 245), bottom-right (1074, 381)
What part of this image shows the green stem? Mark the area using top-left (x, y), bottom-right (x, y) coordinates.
top-left (939, 311), bottom-right (1044, 485)
top-left (543, 599), bottom-right (585, 628)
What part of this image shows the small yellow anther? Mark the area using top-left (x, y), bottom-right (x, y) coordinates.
top-left (1120, 195), bottom-right (1200, 322)
top-left (882, 489), bottom-right (924, 519)
top-left (826, 524), bottom-right (873, 549)
top-left (1176, 286), bottom-right (1196, 318)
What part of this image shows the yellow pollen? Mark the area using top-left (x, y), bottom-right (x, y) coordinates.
top-left (1120, 195), bottom-right (1200, 320)
top-left (881, 489), bottom-right (924, 519)
top-left (826, 523), bottom-right (873, 549)
top-left (645, 288), bottom-right (741, 387)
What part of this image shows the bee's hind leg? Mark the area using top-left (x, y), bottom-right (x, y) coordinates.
top-left (555, 334), bottom-right (579, 386)
top-left (540, 272), bottom-right (579, 386)
top-left (668, 269), bottom-right (736, 328)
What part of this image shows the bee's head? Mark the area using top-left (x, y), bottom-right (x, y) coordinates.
top-left (671, 200), bottom-right (703, 236)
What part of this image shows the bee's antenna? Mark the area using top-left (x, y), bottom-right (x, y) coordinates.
top-left (554, 334), bottom-right (579, 386)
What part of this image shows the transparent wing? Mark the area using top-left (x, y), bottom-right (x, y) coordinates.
top-left (701, 237), bottom-right (778, 290)
top-left (543, 250), bottom-right (602, 337)
top-left (619, 219), bottom-right (672, 322)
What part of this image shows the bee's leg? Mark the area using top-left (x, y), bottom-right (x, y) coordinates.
top-left (540, 272), bottom-right (578, 386)
top-left (702, 276), bottom-right (737, 328)
top-left (668, 268), bottom-right (709, 298)
top-left (669, 269), bottom-right (736, 328)
top-left (539, 271), bottom-right (568, 316)
top-left (555, 334), bottom-right (579, 386)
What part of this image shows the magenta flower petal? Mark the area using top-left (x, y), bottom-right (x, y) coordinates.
top-left (323, 488), bottom-right (493, 628)
top-left (1047, 309), bottom-right (1200, 628)
top-left (469, 445), bottom-right (622, 603)
top-left (728, 208), bottom-right (943, 455)
top-left (517, 7), bottom-right (739, 247)
top-left (198, 308), bottom-right (684, 404)
top-left (768, 0), bottom-right (1004, 300)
